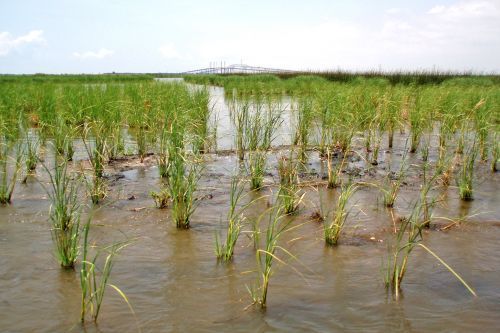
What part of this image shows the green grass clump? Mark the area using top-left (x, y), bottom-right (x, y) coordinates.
top-left (23, 130), bottom-right (39, 173)
top-left (247, 150), bottom-right (267, 191)
top-left (324, 183), bottom-right (357, 245)
top-left (277, 153), bottom-right (302, 214)
top-left (380, 151), bottom-right (407, 207)
top-left (457, 143), bottom-right (478, 201)
top-left (44, 159), bottom-right (81, 268)
top-left (215, 177), bottom-right (249, 261)
top-left (0, 140), bottom-right (22, 204)
top-left (249, 206), bottom-right (295, 308)
top-left (231, 99), bottom-right (249, 161)
top-left (82, 124), bottom-right (109, 204)
top-left (151, 187), bottom-right (170, 208)
top-left (491, 135), bottom-right (499, 172)
top-left (385, 201), bottom-right (476, 298)
top-left (167, 152), bottom-right (201, 229)
top-left (80, 217), bottom-right (134, 323)
top-left (326, 148), bottom-right (348, 189)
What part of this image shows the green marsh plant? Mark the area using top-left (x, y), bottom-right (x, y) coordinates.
top-left (491, 134), bottom-right (498, 172)
top-left (262, 100), bottom-right (283, 150)
top-left (0, 140), bottom-right (22, 204)
top-left (156, 122), bottom-right (171, 178)
top-left (231, 99), bottom-right (249, 161)
top-left (24, 130), bottom-right (39, 173)
top-left (80, 218), bottom-right (134, 323)
top-left (457, 142), bottom-right (478, 201)
top-left (215, 177), bottom-right (250, 261)
top-left (324, 183), bottom-right (358, 245)
top-left (43, 159), bottom-right (81, 268)
top-left (247, 150), bottom-right (267, 191)
top-left (54, 116), bottom-right (75, 161)
top-left (385, 201), bottom-right (476, 299)
top-left (151, 187), bottom-right (170, 208)
top-left (326, 148), bottom-right (348, 189)
top-left (380, 152), bottom-right (407, 208)
top-left (277, 153), bottom-right (303, 214)
top-left (419, 161), bottom-right (442, 228)
top-left (248, 206), bottom-right (296, 309)
top-left (82, 123), bottom-right (109, 204)
top-left (167, 152), bottom-right (201, 229)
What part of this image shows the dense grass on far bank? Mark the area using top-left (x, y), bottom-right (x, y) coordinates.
top-left (0, 74), bottom-right (154, 84)
top-left (184, 71), bottom-right (500, 87)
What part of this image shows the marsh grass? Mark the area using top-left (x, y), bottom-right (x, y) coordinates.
top-left (385, 204), bottom-right (423, 298)
top-left (293, 98), bottom-right (313, 150)
top-left (455, 123), bottom-right (466, 155)
top-left (326, 148), bottom-right (348, 189)
top-left (136, 126), bottom-right (150, 163)
top-left (491, 135), bottom-right (499, 172)
top-left (457, 142), bottom-right (478, 201)
top-left (207, 108), bottom-right (219, 153)
top-left (277, 153), bottom-right (303, 214)
top-left (380, 151), bottom-right (407, 207)
top-left (43, 159), bottom-right (81, 268)
top-left (24, 130), bottom-right (39, 172)
top-left (84, 174), bottom-right (107, 205)
top-left (371, 131), bottom-right (382, 166)
top-left (231, 99), bottom-right (249, 161)
top-left (244, 102), bottom-right (263, 152)
top-left (215, 177), bottom-right (252, 261)
top-left (247, 150), bottom-right (267, 190)
top-left (54, 117), bottom-right (75, 161)
top-left (82, 123), bottom-right (109, 204)
top-left (262, 100), bottom-right (284, 150)
top-left (472, 99), bottom-right (489, 161)
top-left (409, 93), bottom-right (425, 153)
top-left (385, 201), bottom-right (476, 298)
top-left (156, 123), bottom-right (171, 178)
top-left (324, 183), bottom-right (358, 245)
top-left (167, 152), bottom-right (201, 229)
top-left (248, 206), bottom-right (297, 308)
top-left (437, 152), bottom-right (455, 186)
top-left (0, 140), bottom-right (22, 204)
top-left (231, 98), bottom-right (280, 162)
top-left (80, 217), bottom-right (134, 323)
top-left (150, 187), bottom-right (170, 208)
top-left (83, 123), bottom-right (108, 179)
top-left (189, 88), bottom-right (211, 154)
top-left (420, 134), bottom-right (431, 162)
top-left (419, 161), bottom-right (442, 228)
top-left (108, 125), bottom-right (125, 160)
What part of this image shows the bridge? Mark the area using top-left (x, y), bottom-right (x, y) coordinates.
top-left (182, 64), bottom-right (298, 75)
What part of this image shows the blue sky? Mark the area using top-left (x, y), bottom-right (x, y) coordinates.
top-left (1, 0), bottom-right (499, 73)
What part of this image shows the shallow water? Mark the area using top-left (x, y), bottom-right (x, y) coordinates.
top-left (1, 82), bottom-right (499, 332)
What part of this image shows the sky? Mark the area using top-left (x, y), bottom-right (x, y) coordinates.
top-left (1, 0), bottom-right (499, 74)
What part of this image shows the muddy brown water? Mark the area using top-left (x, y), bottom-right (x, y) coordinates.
top-left (1, 82), bottom-right (499, 332)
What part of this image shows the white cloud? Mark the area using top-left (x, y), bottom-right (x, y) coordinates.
top-left (385, 8), bottom-right (403, 15)
top-left (73, 48), bottom-right (114, 60)
top-left (428, 5), bottom-right (446, 15)
top-left (428, 0), bottom-right (500, 20)
top-left (192, 0), bottom-right (500, 72)
top-left (159, 43), bottom-right (181, 59)
top-left (0, 30), bottom-right (45, 56)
